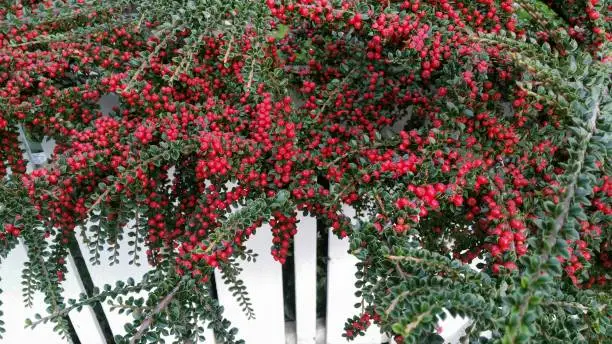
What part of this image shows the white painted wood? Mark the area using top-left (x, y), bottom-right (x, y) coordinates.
top-left (0, 244), bottom-right (66, 343)
top-left (65, 254), bottom-right (106, 344)
top-left (74, 221), bottom-right (218, 343)
top-left (73, 222), bottom-right (150, 337)
top-left (6, 133), bottom-right (471, 344)
top-left (285, 318), bottom-right (326, 344)
top-left (438, 311), bottom-right (470, 344)
top-left (214, 225), bottom-right (285, 344)
top-left (293, 215), bottom-right (318, 344)
top-left (1, 134), bottom-right (100, 343)
top-left (0, 243), bottom-right (105, 343)
top-left (325, 205), bottom-right (381, 344)
top-left (202, 324), bottom-right (218, 343)
top-left (1, 215), bottom-right (472, 344)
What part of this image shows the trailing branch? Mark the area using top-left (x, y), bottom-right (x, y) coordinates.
top-left (546, 91), bottom-right (602, 253)
top-left (130, 282), bottom-right (182, 344)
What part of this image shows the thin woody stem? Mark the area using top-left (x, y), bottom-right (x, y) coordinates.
top-left (130, 282), bottom-right (183, 344)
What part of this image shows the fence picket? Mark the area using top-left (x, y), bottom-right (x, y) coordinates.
top-left (214, 224), bottom-right (285, 344)
top-left (0, 244), bottom-right (70, 343)
top-left (65, 254), bottom-right (107, 344)
top-left (325, 205), bottom-right (382, 344)
top-left (7, 133), bottom-right (469, 343)
top-left (293, 215), bottom-right (318, 344)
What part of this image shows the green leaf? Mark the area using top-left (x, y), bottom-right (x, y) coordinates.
top-left (392, 322), bottom-right (405, 335)
top-left (272, 24), bottom-right (289, 39)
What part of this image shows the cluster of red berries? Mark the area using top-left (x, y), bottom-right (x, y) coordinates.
top-left (270, 211), bottom-right (298, 264)
top-left (2, 223), bottom-right (21, 238)
top-left (343, 311), bottom-right (379, 340)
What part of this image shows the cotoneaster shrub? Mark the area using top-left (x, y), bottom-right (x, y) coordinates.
top-left (0, 0), bottom-right (610, 343)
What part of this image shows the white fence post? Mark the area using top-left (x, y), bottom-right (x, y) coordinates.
top-left (214, 225), bottom-right (286, 344)
top-left (293, 215), bottom-right (318, 344)
top-left (325, 205), bottom-right (382, 344)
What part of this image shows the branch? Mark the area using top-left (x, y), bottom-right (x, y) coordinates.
top-left (544, 301), bottom-right (588, 313)
top-left (385, 254), bottom-right (484, 282)
top-left (373, 192), bottom-right (387, 216)
top-left (504, 72), bottom-right (605, 344)
top-left (246, 58), bottom-right (256, 89)
top-left (1, 3), bottom-right (118, 29)
top-left (85, 188), bottom-right (110, 217)
top-left (7, 18), bottom-right (134, 47)
top-left (332, 182), bottom-right (355, 203)
top-left (384, 286), bottom-right (429, 317)
top-left (546, 92), bottom-right (601, 251)
top-left (130, 282), bottom-right (182, 344)
top-left (319, 68), bottom-right (356, 115)
top-left (403, 310), bottom-right (432, 336)
top-left (385, 287), bottom-right (431, 337)
top-left (124, 34), bottom-right (171, 92)
top-left (392, 260), bottom-right (412, 279)
top-left (82, 142), bottom-right (197, 218)
top-left (385, 289), bottom-right (411, 316)
top-left (223, 37), bottom-right (234, 64)
top-left (27, 283), bottom-right (143, 328)
top-left (386, 255), bottom-right (423, 263)
top-left (323, 140), bottom-right (399, 169)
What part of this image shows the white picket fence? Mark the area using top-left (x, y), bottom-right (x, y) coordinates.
top-left (1, 100), bottom-right (469, 343)
top-left (0, 206), bottom-right (470, 344)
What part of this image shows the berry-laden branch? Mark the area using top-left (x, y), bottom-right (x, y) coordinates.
top-left (547, 88), bottom-right (602, 249)
top-left (503, 69), bottom-right (608, 344)
top-left (0, 1), bottom-right (610, 343)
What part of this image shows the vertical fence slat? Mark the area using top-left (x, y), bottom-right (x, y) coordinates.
top-left (0, 244), bottom-right (67, 343)
top-left (201, 323), bottom-right (217, 344)
top-left (293, 215), bottom-right (318, 344)
top-left (438, 311), bottom-right (470, 343)
top-left (325, 205), bottom-right (382, 344)
top-left (214, 225), bottom-right (285, 344)
top-left (9, 138), bottom-right (102, 343)
top-left (64, 254), bottom-right (107, 344)
top-left (74, 221), bottom-right (151, 339)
